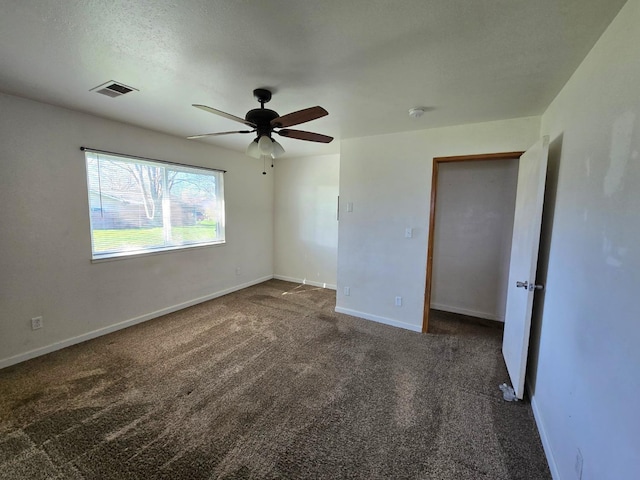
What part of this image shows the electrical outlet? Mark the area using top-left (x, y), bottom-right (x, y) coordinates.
top-left (395, 296), bottom-right (402, 306)
top-left (344, 286), bottom-right (350, 296)
top-left (575, 448), bottom-right (583, 480)
top-left (347, 202), bottom-right (353, 213)
top-left (31, 316), bottom-right (43, 330)
top-left (235, 267), bottom-right (241, 275)
top-left (405, 227), bottom-right (413, 238)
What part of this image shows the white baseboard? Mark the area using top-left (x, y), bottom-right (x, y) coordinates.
top-left (273, 275), bottom-right (336, 290)
top-left (430, 302), bottom-right (504, 322)
top-left (528, 385), bottom-right (561, 480)
top-left (0, 276), bottom-right (273, 370)
top-left (334, 306), bottom-right (422, 333)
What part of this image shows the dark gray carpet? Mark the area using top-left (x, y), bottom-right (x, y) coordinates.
top-left (0, 280), bottom-right (550, 479)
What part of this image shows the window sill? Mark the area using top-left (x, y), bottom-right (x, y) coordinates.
top-left (90, 241), bottom-right (226, 263)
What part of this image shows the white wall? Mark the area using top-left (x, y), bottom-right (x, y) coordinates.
top-left (336, 116), bottom-right (540, 331)
top-left (528, 1), bottom-right (640, 478)
top-left (273, 154), bottom-right (339, 289)
top-left (431, 159), bottom-right (518, 321)
top-left (0, 93), bottom-right (274, 368)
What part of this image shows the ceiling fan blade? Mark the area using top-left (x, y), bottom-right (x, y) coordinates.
top-left (192, 104), bottom-right (257, 128)
top-left (187, 130), bottom-right (254, 140)
top-left (276, 129), bottom-right (333, 143)
top-left (271, 106), bottom-right (328, 128)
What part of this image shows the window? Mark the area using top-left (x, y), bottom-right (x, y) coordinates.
top-left (84, 150), bottom-right (225, 260)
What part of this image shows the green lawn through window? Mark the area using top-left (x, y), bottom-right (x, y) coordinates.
top-left (93, 224), bottom-right (218, 252)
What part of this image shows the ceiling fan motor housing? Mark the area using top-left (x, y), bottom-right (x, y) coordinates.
top-left (248, 88), bottom-right (279, 137)
top-left (246, 108), bottom-right (279, 137)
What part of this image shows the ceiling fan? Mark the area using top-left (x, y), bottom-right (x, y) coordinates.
top-left (188, 88), bottom-right (333, 159)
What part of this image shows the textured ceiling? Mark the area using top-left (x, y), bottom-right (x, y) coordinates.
top-left (0, 0), bottom-right (627, 157)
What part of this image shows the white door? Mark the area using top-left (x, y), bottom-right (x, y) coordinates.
top-left (502, 136), bottom-right (549, 399)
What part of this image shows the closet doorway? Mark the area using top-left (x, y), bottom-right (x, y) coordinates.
top-left (423, 152), bottom-right (524, 333)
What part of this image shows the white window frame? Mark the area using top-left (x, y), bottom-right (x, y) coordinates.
top-left (83, 148), bottom-right (225, 260)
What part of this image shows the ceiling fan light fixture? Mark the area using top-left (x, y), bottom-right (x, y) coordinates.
top-left (271, 139), bottom-right (285, 158)
top-left (258, 135), bottom-right (274, 155)
top-left (246, 139), bottom-right (261, 159)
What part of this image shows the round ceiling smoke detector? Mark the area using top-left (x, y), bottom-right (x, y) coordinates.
top-left (409, 107), bottom-right (426, 118)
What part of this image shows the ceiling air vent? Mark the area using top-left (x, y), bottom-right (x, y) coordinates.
top-left (90, 81), bottom-right (138, 98)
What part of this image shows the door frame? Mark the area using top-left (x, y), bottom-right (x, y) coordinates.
top-left (422, 151), bottom-right (525, 333)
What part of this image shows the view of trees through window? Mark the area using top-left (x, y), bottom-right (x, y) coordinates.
top-left (85, 152), bottom-right (224, 259)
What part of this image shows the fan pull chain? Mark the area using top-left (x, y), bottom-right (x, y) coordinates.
top-left (262, 156), bottom-right (266, 175)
